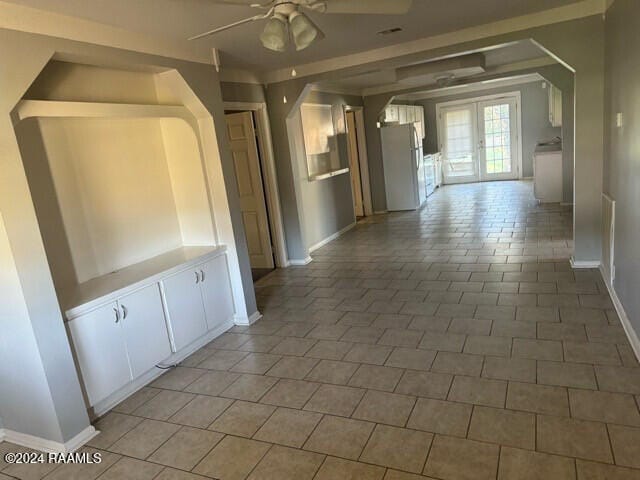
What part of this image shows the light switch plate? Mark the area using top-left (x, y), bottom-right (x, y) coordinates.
top-left (616, 112), bottom-right (624, 128)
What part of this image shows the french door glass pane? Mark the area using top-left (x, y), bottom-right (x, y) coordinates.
top-left (444, 109), bottom-right (474, 177)
top-left (483, 103), bottom-right (512, 174)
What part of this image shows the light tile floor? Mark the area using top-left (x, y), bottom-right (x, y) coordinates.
top-left (5, 180), bottom-right (640, 479)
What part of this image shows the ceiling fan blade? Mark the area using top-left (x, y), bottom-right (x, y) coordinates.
top-left (310, 0), bottom-right (412, 15)
top-left (188, 10), bottom-right (271, 40)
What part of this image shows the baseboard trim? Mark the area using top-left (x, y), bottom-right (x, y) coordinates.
top-left (309, 222), bottom-right (356, 253)
top-left (374, 210), bottom-right (388, 215)
top-left (570, 257), bottom-right (601, 269)
top-left (288, 257), bottom-right (313, 266)
top-left (0, 425), bottom-right (98, 453)
top-left (234, 310), bottom-right (262, 326)
top-left (599, 265), bottom-right (640, 362)
top-left (90, 318), bottom-right (234, 418)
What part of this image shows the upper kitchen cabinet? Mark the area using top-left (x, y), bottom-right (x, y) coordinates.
top-left (548, 84), bottom-right (563, 127)
top-left (383, 104), bottom-right (425, 138)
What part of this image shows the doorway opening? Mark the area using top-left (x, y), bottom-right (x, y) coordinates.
top-left (224, 108), bottom-right (280, 282)
top-left (436, 92), bottom-right (522, 184)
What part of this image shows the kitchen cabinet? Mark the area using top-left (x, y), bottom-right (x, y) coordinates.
top-left (549, 84), bottom-right (562, 127)
top-left (68, 303), bottom-right (132, 406)
top-left (200, 255), bottom-right (235, 332)
top-left (119, 285), bottom-right (172, 378)
top-left (534, 150), bottom-right (563, 202)
top-left (68, 284), bottom-right (171, 406)
top-left (64, 246), bottom-right (234, 411)
top-left (162, 255), bottom-right (235, 351)
top-left (383, 104), bottom-right (426, 139)
top-left (162, 267), bottom-right (209, 352)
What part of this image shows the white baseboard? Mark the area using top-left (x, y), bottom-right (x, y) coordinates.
top-left (288, 257), bottom-right (312, 266)
top-left (570, 257), bottom-right (601, 269)
top-left (309, 222), bottom-right (356, 253)
top-left (234, 310), bottom-right (262, 326)
top-left (374, 210), bottom-right (388, 215)
top-left (0, 425), bottom-right (97, 453)
top-left (90, 318), bottom-right (234, 418)
top-left (599, 265), bottom-right (640, 362)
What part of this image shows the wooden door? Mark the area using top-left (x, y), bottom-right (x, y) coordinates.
top-left (225, 112), bottom-right (274, 269)
top-left (68, 303), bottom-right (131, 406)
top-left (161, 268), bottom-right (207, 352)
top-left (119, 284), bottom-right (172, 378)
top-left (346, 111), bottom-right (364, 217)
top-left (199, 255), bottom-right (235, 332)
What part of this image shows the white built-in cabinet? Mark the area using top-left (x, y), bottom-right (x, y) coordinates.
top-left (383, 104), bottom-right (425, 138)
top-left (65, 247), bottom-right (234, 411)
top-left (548, 84), bottom-right (562, 127)
top-left (68, 284), bottom-right (171, 406)
top-left (162, 254), bottom-right (234, 352)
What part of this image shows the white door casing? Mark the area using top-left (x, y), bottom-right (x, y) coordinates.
top-left (225, 112), bottom-right (274, 269)
top-left (346, 110), bottom-right (364, 217)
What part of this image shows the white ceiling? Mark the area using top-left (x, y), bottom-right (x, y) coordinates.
top-left (316, 40), bottom-right (553, 94)
top-left (6, 0), bottom-right (582, 72)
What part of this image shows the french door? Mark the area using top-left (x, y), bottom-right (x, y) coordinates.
top-left (440, 96), bottom-right (519, 184)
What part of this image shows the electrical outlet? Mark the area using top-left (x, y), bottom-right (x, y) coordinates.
top-left (616, 113), bottom-right (624, 128)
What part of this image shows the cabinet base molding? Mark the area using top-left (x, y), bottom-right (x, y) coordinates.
top-left (89, 317), bottom-right (234, 418)
top-left (234, 310), bottom-right (262, 326)
top-left (0, 425), bottom-right (97, 453)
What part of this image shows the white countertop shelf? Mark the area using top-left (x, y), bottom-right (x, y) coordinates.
top-left (61, 245), bottom-right (226, 320)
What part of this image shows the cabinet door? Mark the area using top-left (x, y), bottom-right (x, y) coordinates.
top-left (199, 255), bottom-right (235, 332)
top-left (385, 106), bottom-right (399, 122)
top-left (162, 268), bottom-right (208, 352)
top-left (417, 106), bottom-right (425, 138)
top-left (119, 285), bottom-right (172, 378)
top-left (68, 303), bottom-right (131, 406)
top-left (398, 105), bottom-right (408, 124)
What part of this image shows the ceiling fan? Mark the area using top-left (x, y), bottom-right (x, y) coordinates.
top-left (189, 0), bottom-right (413, 52)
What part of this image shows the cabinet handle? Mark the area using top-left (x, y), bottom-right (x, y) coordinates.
top-left (200, 270), bottom-right (205, 282)
top-left (113, 307), bottom-right (120, 324)
top-left (121, 305), bottom-right (128, 320)
top-left (195, 271), bottom-right (200, 284)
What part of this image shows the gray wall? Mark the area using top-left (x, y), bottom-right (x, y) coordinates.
top-left (417, 81), bottom-right (562, 183)
top-left (220, 81), bottom-right (266, 104)
top-left (294, 90), bottom-right (361, 250)
top-left (604, 0), bottom-right (640, 334)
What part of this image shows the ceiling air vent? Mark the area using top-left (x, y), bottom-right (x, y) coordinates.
top-left (377, 27), bottom-right (403, 36)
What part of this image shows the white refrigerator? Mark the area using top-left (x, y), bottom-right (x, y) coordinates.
top-left (381, 123), bottom-right (426, 211)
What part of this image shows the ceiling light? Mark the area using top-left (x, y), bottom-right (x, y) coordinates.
top-left (289, 11), bottom-right (318, 51)
top-left (260, 13), bottom-right (288, 52)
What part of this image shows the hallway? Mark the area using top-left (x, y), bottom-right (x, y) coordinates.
top-left (19, 180), bottom-right (640, 480)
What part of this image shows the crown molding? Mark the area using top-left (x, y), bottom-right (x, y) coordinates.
top-left (262, 0), bottom-right (604, 84)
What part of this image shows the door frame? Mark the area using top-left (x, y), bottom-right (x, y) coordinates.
top-left (343, 105), bottom-right (373, 216)
top-left (436, 91), bottom-right (523, 183)
top-left (224, 101), bottom-right (288, 268)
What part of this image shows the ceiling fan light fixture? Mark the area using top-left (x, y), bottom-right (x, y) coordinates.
top-left (289, 10), bottom-right (318, 51)
top-left (260, 13), bottom-right (288, 52)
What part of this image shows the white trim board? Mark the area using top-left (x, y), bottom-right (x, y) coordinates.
top-left (224, 102), bottom-right (288, 269)
top-left (288, 257), bottom-right (313, 266)
top-left (234, 310), bottom-right (262, 326)
top-left (436, 90), bottom-right (523, 182)
top-left (0, 426), bottom-right (97, 453)
top-left (570, 258), bottom-right (601, 269)
top-left (599, 265), bottom-right (640, 362)
top-left (309, 222), bottom-right (356, 254)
